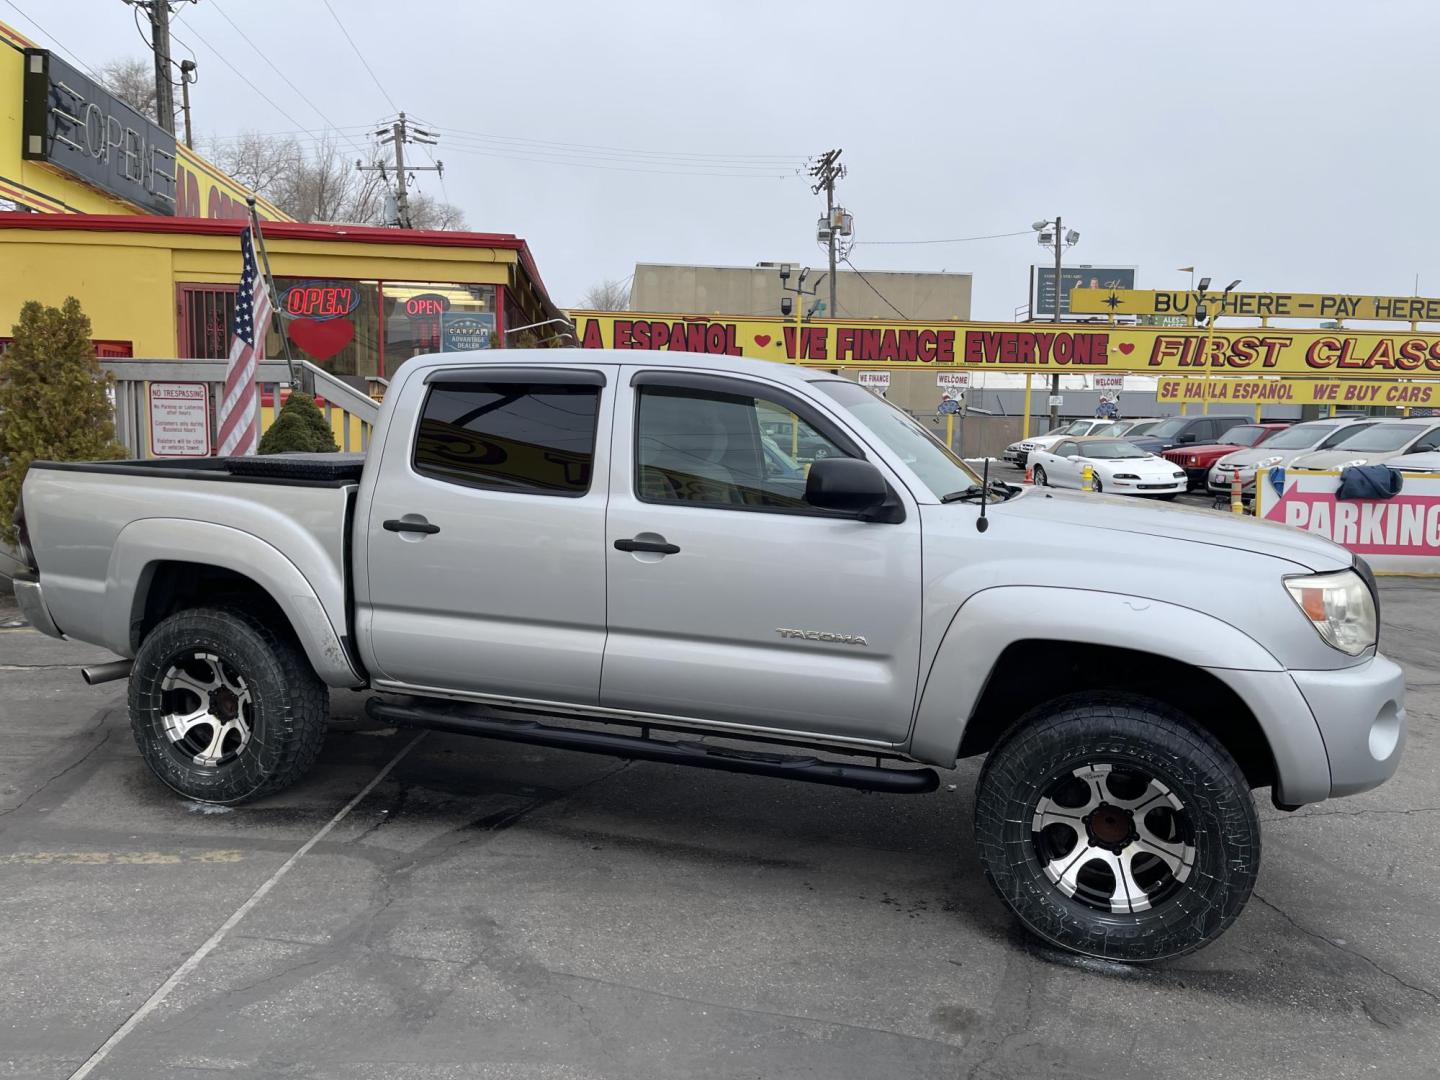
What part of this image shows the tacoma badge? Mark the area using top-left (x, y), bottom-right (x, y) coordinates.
top-left (776, 628), bottom-right (869, 646)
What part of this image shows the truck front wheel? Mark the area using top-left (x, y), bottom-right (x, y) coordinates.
top-left (974, 693), bottom-right (1259, 962)
top-left (129, 606), bottom-right (328, 804)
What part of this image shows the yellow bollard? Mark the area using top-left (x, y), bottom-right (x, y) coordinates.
top-left (1230, 471), bottom-right (1244, 514)
top-left (1081, 465), bottom-right (1095, 492)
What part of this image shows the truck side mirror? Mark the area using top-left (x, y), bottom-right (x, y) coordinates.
top-left (806, 458), bottom-right (889, 517)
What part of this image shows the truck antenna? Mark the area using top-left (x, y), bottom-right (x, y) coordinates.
top-left (977, 457), bottom-right (991, 533)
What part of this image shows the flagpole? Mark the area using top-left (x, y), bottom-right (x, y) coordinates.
top-left (247, 197), bottom-right (298, 386)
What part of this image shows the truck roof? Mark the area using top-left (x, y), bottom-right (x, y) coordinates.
top-left (404, 347), bottom-right (841, 387)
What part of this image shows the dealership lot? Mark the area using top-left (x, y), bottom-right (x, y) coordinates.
top-left (2, 583), bottom-right (1438, 1080)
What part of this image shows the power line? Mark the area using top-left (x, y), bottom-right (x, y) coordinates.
top-left (439, 144), bottom-right (789, 179)
top-left (431, 124), bottom-right (800, 162)
top-left (1, 0), bottom-right (102, 78)
top-left (172, 19), bottom-right (342, 144)
top-left (853, 229), bottom-right (1034, 246)
top-left (841, 256), bottom-right (910, 320)
top-left (206, 0), bottom-right (372, 160)
top-left (319, 0), bottom-right (399, 114)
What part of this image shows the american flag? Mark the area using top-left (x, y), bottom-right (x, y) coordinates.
top-left (217, 226), bottom-right (271, 456)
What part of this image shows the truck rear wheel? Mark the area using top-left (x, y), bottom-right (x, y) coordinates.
top-left (973, 693), bottom-right (1259, 962)
top-left (129, 606), bottom-right (328, 804)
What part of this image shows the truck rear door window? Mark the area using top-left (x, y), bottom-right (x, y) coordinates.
top-left (413, 381), bottom-right (600, 496)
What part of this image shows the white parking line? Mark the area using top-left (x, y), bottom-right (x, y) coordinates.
top-left (67, 731), bottom-right (426, 1080)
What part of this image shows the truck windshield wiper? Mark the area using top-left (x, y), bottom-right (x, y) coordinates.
top-left (940, 481), bottom-right (1019, 504)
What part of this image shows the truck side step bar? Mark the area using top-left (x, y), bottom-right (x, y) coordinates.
top-left (364, 698), bottom-right (940, 795)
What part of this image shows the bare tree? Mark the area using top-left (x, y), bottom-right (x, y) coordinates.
top-left (407, 193), bottom-right (468, 231)
top-left (581, 278), bottom-right (631, 310)
top-left (98, 57), bottom-right (158, 123)
top-left (203, 131), bottom-right (466, 228)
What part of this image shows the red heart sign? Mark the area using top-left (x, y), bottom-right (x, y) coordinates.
top-left (1117, 342), bottom-right (1135, 355)
top-left (287, 318), bottom-right (355, 361)
top-left (754, 334), bottom-right (772, 347)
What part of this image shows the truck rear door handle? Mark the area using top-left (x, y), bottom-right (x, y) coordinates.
top-left (614, 537), bottom-right (680, 555)
top-left (383, 518), bottom-right (441, 535)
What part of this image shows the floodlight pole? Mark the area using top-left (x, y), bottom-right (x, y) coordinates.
top-left (1050, 216), bottom-right (1063, 429)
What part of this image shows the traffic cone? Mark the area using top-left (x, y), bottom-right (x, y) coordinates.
top-left (1081, 465), bottom-right (1094, 492)
top-left (1024, 463), bottom-right (1034, 485)
top-left (1230, 471), bottom-right (1243, 514)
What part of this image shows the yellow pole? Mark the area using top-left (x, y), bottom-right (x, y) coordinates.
top-left (1022, 372), bottom-right (1033, 437)
top-left (1202, 373), bottom-right (1211, 415)
top-left (945, 410), bottom-right (955, 453)
top-left (1253, 401), bottom-right (1262, 422)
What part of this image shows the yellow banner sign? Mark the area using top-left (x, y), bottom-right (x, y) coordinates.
top-left (1158, 378), bottom-right (1440, 407)
top-left (570, 311), bottom-right (1440, 376)
top-left (1071, 288), bottom-right (1440, 323)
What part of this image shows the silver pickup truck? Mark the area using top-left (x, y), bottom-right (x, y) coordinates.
top-left (13, 350), bottom-right (1406, 962)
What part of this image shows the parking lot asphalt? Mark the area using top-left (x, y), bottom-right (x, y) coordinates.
top-left (2, 572), bottom-right (1439, 1080)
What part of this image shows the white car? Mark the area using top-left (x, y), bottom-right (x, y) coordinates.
top-left (1288, 418), bottom-right (1440, 470)
top-left (1029, 437), bottom-right (1187, 497)
top-left (1002, 418), bottom-right (1126, 467)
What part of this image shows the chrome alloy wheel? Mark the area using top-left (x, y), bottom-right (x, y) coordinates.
top-left (1031, 763), bottom-right (1196, 914)
top-left (159, 651), bottom-right (253, 767)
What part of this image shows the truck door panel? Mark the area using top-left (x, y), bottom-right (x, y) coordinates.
top-left (601, 369), bottom-right (922, 743)
top-left (362, 367), bottom-right (612, 703)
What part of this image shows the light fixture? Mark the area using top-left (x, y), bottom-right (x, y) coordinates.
top-left (1225, 279), bottom-right (1242, 293)
top-left (798, 267), bottom-right (810, 284)
top-left (1031, 220), bottom-right (1050, 231)
top-left (1065, 229), bottom-right (1080, 245)
top-left (1197, 276), bottom-right (1212, 292)
top-left (779, 264), bottom-right (791, 283)
top-left (780, 296), bottom-right (793, 317)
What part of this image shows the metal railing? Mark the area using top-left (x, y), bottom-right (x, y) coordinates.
top-left (102, 359), bottom-right (380, 458)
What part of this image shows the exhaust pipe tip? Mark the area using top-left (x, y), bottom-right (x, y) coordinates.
top-left (82, 660), bottom-right (134, 686)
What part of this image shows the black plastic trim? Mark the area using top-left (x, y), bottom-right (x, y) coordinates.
top-left (27, 459), bottom-right (358, 489)
top-left (425, 366), bottom-right (607, 386)
top-left (366, 698), bottom-right (939, 794)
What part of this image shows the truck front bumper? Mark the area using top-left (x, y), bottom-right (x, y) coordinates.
top-left (1291, 653), bottom-right (1407, 798)
top-left (13, 575), bottom-right (63, 639)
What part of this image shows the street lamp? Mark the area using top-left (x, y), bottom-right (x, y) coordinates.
top-left (1033, 216), bottom-right (1080, 428)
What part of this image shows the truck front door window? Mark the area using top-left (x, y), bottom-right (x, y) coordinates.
top-left (635, 386), bottom-right (845, 510)
top-left (414, 381), bottom-right (600, 496)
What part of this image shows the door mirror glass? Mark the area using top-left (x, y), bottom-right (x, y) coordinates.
top-left (806, 458), bottom-right (888, 515)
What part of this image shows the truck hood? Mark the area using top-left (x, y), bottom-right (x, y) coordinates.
top-left (997, 487), bottom-right (1351, 571)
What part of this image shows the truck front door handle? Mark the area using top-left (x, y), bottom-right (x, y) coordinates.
top-left (383, 518), bottom-right (441, 535)
top-left (614, 537), bottom-right (680, 555)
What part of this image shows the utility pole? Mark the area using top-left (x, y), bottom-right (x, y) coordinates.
top-left (357, 112), bottom-right (442, 228)
top-left (178, 59), bottom-right (196, 148)
top-left (809, 149), bottom-right (845, 318)
top-left (1051, 215), bottom-right (1063, 430)
top-left (149, 0), bottom-right (174, 134)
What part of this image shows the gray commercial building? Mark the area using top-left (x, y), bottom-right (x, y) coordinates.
top-left (630, 262), bottom-right (972, 321)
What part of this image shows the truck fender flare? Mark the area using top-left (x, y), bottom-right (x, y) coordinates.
top-left (909, 585), bottom-right (1287, 767)
top-left (104, 518), bottom-right (362, 687)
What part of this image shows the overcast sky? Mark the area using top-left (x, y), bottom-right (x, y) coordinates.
top-left (11, 0), bottom-right (1440, 318)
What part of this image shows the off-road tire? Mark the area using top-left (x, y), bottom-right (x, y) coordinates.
top-left (974, 693), bottom-right (1259, 963)
top-left (129, 606), bottom-right (328, 804)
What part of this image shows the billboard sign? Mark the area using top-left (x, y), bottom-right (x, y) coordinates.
top-left (1158, 378), bottom-right (1440, 408)
top-left (21, 49), bottom-right (177, 215)
top-left (1033, 266), bottom-right (1137, 319)
top-left (1073, 288), bottom-right (1440, 323)
top-left (569, 312), bottom-right (1440, 375)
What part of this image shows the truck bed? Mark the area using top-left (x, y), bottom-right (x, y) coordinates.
top-left (21, 454), bottom-right (361, 676)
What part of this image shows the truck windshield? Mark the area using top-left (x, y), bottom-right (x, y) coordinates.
top-left (814, 380), bottom-right (981, 497)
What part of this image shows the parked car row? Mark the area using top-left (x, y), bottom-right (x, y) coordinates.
top-left (1011, 414), bottom-right (1440, 502)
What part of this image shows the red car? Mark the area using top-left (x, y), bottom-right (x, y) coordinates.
top-left (1162, 422), bottom-right (1290, 490)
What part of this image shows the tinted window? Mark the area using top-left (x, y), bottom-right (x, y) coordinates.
top-left (637, 385), bottom-right (847, 510)
top-left (1223, 425), bottom-right (1268, 447)
top-left (1337, 424), bottom-right (1431, 452)
top-left (1146, 418), bottom-right (1188, 439)
top-left (414, 381), bottom-right (600, 496)
top-left (1262, 422), bottom-right (1334, 449)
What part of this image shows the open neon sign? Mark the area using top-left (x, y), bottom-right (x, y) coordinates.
top-left (404, 293), bottom-right (451, 317)
top-left (281, 283), bottom-right (359, 321)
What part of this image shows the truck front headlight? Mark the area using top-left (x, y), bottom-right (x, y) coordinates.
top-left (1284, 570), bottom-right (1377, 655)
